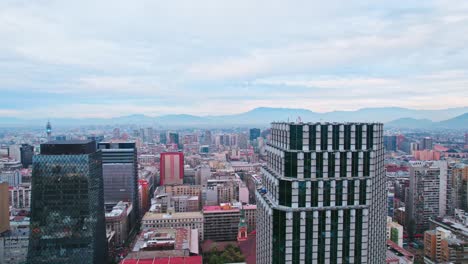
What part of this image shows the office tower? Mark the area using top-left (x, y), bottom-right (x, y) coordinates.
top-left (410, 142), bottom-right (419, 154)
top-left (28, 140), bottom-right (107, 263)
top-left (406, 161), bottom-right (447, 234)
top-left (0, 182), bottom-right (9, 234)
top-left (159, 132), bottom-right (167, 144)
top-left (112, 128), bottom-right (120, 139)
top-left (97, 142), bottom-right (139, 225)
top-left (169, 132), bottom-right (179, 147)
top-left (20, 144), bottom-right (34, 168)
top-left (449, 164), bottom-right (468, 212)
top-left (256, 122), bottom-right (386, 264)
top-left (203, 130), bottom-right (212, 145)
top-left (465, 133), bottom-right (468, 146)
top-left (249, 128), bottom-right (261, 141)
top-left (145, 127), bottom-right (154, 143)
top-left (8, 145), bottom-right (21, 161)
top-left (46, 120), bottom-right (52, 140)
top-left (160, 152), bottom-right (184, 185)
top-left (384, 135), bottom-right (397, 151)
top-left (238, 133), bottom-right (248, 149)
top-left (422, 137), bottom-right (433, 150)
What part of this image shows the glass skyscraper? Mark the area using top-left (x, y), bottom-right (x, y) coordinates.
top-left (28, 140), bottom-right (107, 264)
top-left (256, 122), bottom-right (386, 264)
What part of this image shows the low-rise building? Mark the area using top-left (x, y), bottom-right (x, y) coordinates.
top-left (105, 201), bottom-right (133, 246)
top-left (203, 203), bottom-right (241, 241)
top-left (8, 184), bottom-right (31, 209)
top-left (243, 204), bottom-right (256, 232)
top-left (142, 211), bottom-right (203, 241)
top-left (387, 216), bottom-right (404, 247)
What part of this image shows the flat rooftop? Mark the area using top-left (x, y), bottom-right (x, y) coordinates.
top-left (143, 212), bottom-right (203, 221)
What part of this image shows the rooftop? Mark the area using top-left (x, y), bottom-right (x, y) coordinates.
top-left (120, 256), bottom-right (202, 264)
top-left (143, 211), bottom-right (203, 221)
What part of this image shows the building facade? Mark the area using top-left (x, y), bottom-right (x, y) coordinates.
top-left (141, 211), bottom-right (203, 240)
top-left (256, 122), bottom-right (386, 264)
top-left (160, 152), bottom-right (184, 185)
top-left (203, 204), bottom-right (241, 241)
top-left (27, 140), bottom-right (107, 264)
top-left (0, 182), bottom-right (9, 234)
top-left (9, 184), bottom-right (31, 209)
top-left (98, 142), bottom-right (139, 222)
top-left (407, 161), bottom-right (447, 234)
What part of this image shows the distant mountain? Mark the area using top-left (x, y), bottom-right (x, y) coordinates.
top-left (385, 118), bottom-right (434, 129)
top-left (386, 113), bottom-right (468, 129)
top-left (0, 106), bottom-right (467, 128)
top-left (438, 113), bottom-right (468, 129)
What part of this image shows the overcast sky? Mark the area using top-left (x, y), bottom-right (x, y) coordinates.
top-left (1, 0), bottom-right (468, 118)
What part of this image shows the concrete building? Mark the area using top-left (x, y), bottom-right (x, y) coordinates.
top-left (387, 216), bottom-right (404, 247)
top-left (105, 201), bottom-right (133, 246)
top-left (203, 204), bottom-right (241, 241)
top-left (0, 182), bottom-right (9, 234)
top-left (160, 152), bottom-right (184, 185)
top-left (407, 161), bottom-right (448, 234)
top-left (0, 236), bottom-right (29, 264)
top-left (450, 164), bottom-right (468, 212)
top-left (256, 122), bottom-right (387, 264)
top-left (0, 170), bottom-right (21, 187)
top-left (422, 137), bottom-right (433, 150)
top-left (141, 211), bottom-right (203, 241)
top-left (163, 184), bottom-right (203, 198)
top-left (128, 228), bottom-right (199, 259)
top-left (424, 227), bottom-right (468, 264)
top-left (9, 183), bottom-right (31, 209)
top-left (413, 150), bottom-right (441, 161)
top-left (243, 204), bottom-right (256, 232)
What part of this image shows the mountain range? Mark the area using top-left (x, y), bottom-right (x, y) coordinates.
top-left (0, 107), bottom-right (467, 129)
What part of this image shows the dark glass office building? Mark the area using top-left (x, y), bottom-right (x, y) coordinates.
top-left (28, 140), bottom-right (107, 264)
top-left (20, 144), bottom-right (34, 168)
top-left (249, 128), bottom-right (261, 141)
top-left (256, 122), bottom-right (386, 264)
top-left (97, 142), bottom-right (139, 226)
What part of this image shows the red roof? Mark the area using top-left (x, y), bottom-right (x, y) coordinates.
top-left (120, 256), bottom-right (202, 264)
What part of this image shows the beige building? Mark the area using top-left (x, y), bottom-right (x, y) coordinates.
top-left (164, 185), bottom-right (202, 197)
top-left (142, 211), bottom-right (203, 240)
top-left (0, 182), bottom-right (9, 234)
top-left (105, 202), bottom-right (132, 246)
top-left (9, 184), bottom-right (31, 209)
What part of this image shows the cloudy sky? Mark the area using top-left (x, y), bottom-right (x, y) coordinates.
top-left (1, 0), bottom-right (468, 118)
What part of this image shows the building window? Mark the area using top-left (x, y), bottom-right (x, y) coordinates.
top-left (344, 125), bottom-right (351, 150)
top-left (309, 125), bottom-right (316, 151)
top-left (340, 152), bottom-right (347, 178)
top-left (316, 153), bottom-right (323, 178)
top-left (290, 125), bottom-right (303, 150)
top-left (285, 152), bottom-right (298, 178)
top-left (328, 152), bottom-right (335, 178)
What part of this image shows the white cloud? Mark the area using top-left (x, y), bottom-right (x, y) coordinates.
top-left (0, 0), bottom-right (468, 117)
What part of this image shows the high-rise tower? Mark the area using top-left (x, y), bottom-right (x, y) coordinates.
top-left (97, 142), bottom-right (139, 229)
top-left (256, 122), bottom-right (386, 264)
top-left (28, 140), bottom-right (107, 263)
top-left (46, 120), bottom-right (52, 141)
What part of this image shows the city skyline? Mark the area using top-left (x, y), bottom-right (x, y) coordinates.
top-left (1, 1), bottom-right (468, 118)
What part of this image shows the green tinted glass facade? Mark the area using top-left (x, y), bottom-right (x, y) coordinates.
top-left (28, 151), bottom-right (107, 264)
